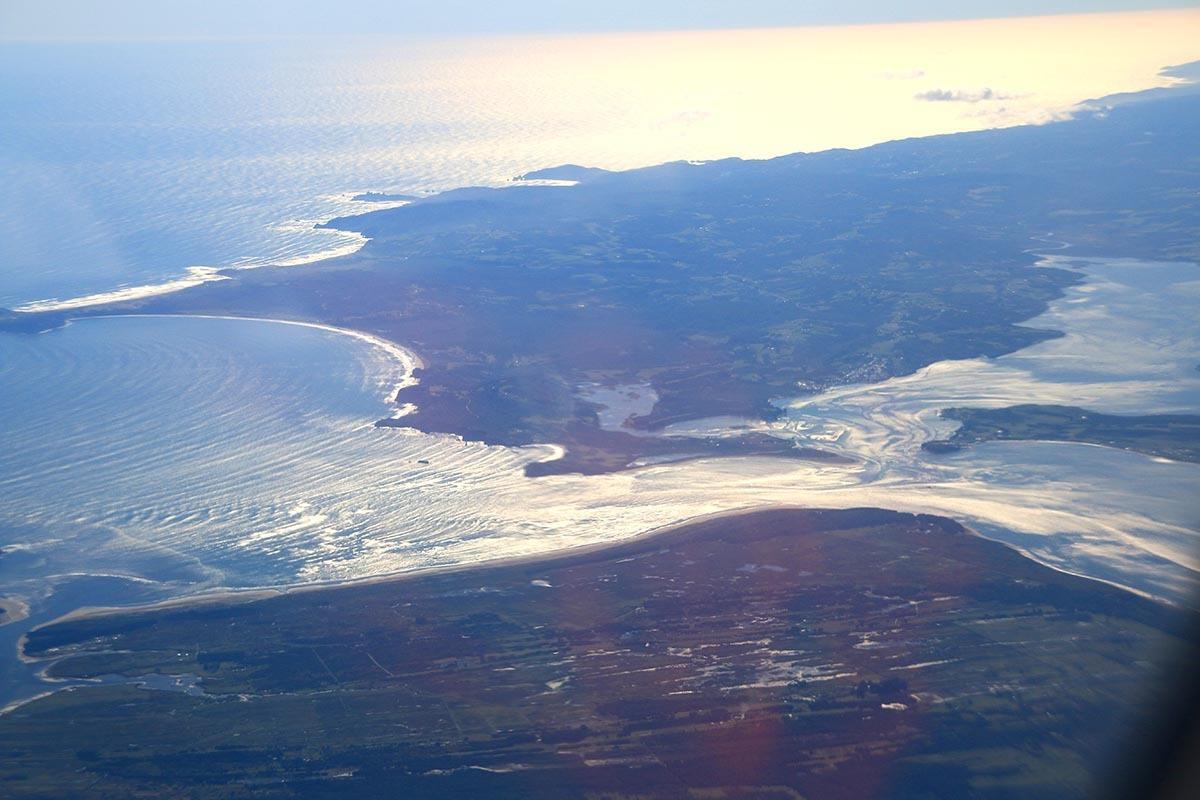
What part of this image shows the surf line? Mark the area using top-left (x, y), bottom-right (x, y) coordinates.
top-left (10, 193), bottom-right (423, 316)
top-left (89, 312), bottom-right (424, 404)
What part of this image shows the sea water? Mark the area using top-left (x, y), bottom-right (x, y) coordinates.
top-left (4, 10), bottom-right (1200, 307)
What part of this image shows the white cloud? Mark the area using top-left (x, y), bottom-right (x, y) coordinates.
top-left (914, 86), bottom-right (1017, 103)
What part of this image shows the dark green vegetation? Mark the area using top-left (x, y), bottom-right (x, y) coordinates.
top-left (6, 88), bottom-right (1198, 474)
top-left (923, 405), bottom-right (1200, 462)
top-left (2, 509), bottom-right (1194, 799)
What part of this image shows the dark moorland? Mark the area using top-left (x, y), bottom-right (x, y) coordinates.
top-left (4, 85), bottom-right (1197, 474)
top-left (2, 508), bottom-right (1195, 799)
top-left (923, 404), bottom-right (1200, 462)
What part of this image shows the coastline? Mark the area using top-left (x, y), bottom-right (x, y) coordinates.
top-left (1, 249), bottom-right (1194, 629)
top-left (3, 56), bottom-right (1191, 322)
top-left (6, 501), bottom-right (1182, 734)
top-left (1, 504), bottom-right (784, 712)
top-left (6, 195), bottom-right (412, 316)
top-left (5, 503), bottom-right (1193, 798)
top-left (16, 498), bottom-right (1178, 660)
top-left (2, 250), bottom-right (1196, 700)
top-left (0, 597), bottom-right (30, 628)
top-left (88, 312), bottom-right (426, 403)
top-left (21, 503), bottom-right (776, 635)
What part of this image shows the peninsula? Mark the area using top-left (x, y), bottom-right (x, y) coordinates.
top-left (5, 85), bottom-right (1197, 475)
top-left (923, 405), bottom-right (1200, 462)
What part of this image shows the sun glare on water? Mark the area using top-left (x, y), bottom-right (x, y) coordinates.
top-left (383, 8), bottom-right (1200, 168)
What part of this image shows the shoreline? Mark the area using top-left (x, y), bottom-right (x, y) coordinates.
top-left (10, 231), bottom-right (367, 315)
top-left (8, 251), bottom-right (1196, 651)
top-left (7, 504), bottom-right (1189, 729)
top-left (0, 597), bottom-right (30, 628)
top-left (87, 312), bottom-right (425, 403)
top-left (6, 194), bottom-right (413, 316)
top-left (18, 500), bottom-right (1176, 651)
top-left (4, 510), bottom-right (1193, 797)
top-left (5, 58), bottom-right (1192, 322)
top-left (5, 252), bottom-right (1198, 711)
top-left (21, 503), bottom-right (776, 636)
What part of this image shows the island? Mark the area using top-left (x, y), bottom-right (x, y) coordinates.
top-left (923, 405), bottom-right (1200, 462)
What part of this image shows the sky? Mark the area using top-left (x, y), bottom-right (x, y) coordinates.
top-left (1, 0), bottom-right (1194, 40)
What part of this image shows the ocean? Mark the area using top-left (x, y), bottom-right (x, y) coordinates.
top-left (3, 10), bottom-right (1199, 308)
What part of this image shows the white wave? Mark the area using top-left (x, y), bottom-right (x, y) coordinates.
top-left (11, 194), bottom-right (414, 315)
top-left (13, 267), bottom-right (231, 314)
top-left (99, 312), bottom-right (424, 403)
top-left (243, 229), bottom-right (367, 269)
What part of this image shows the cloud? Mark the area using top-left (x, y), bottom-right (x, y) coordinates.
top-left (657, 109), bottom-right (714, 129)
top-left (914, 87), bottom-right (1016, 103)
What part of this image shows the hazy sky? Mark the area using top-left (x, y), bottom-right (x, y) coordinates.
top-left (1, 1), bottom-right (1193, 40)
